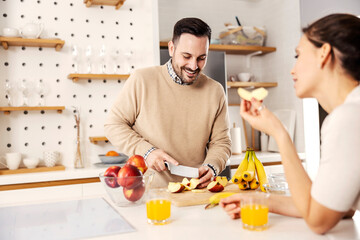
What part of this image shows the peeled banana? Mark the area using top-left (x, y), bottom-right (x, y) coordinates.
top-left (205, 192), bottom-right (237, 209)
top-left (231, 150), bottom-right (249, 183)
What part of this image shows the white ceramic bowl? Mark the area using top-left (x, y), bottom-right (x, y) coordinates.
top-left (23, 158), bottom-right (39, 169)
top-left (237, 73), bottom-right (253, 82)
top-left (2, 27), bottom-right (20, 37)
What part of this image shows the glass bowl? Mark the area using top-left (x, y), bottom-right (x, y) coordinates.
top-left (263, 173), bottom-right (290, 195)
top-left (99, 172), bottom-right (153, 207)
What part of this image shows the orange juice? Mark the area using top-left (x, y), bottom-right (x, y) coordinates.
top-left (146, 199), bottom-right (171, 225)
top-left (241, 204), bottom-right (268, 231)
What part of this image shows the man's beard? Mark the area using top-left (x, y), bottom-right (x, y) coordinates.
top-left (174, 65), bottom-right (200, 84)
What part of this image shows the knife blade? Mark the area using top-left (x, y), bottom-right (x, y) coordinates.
top-left (164, 162), bottom-right (199, 178)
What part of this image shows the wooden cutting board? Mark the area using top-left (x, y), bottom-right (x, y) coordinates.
top-left (169, 183), bottom-right (245, 207)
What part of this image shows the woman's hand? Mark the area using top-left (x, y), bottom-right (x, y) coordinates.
top-left (240, 98), bottom-right (284, 138)
top-left (219, 194), bottom-right (249, 219)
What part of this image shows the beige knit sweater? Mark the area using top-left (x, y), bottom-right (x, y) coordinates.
top-left (104, 64), bottom-right (231, 187)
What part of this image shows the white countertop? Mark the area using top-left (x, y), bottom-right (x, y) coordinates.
top-left (0, 152), bottom-right (305, 186)
top-left (0, 183), bottom-right (358, 240)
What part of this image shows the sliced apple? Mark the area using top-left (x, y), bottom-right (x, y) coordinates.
top-left (189, 178), bottom-right (201, 189)
top-left (207, 181), bottom-right (224, 192)
top-left (215, 176), bottom-right (228, 187)
top-left (191, 189), bottom-right (206, 193)
top-left (168, 182), bottom-right (185, 193)
top-left (181, 178), bottom-right (191, 186)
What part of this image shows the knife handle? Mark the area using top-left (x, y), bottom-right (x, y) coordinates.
top-left (164, 161), bottom-right (170, 170)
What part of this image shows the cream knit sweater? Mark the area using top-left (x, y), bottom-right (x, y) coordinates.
top-left (105, 64), bottom-right (231, 187)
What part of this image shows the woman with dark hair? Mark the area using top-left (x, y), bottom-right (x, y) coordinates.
top-left (220, 13), bottom-right (360, 234)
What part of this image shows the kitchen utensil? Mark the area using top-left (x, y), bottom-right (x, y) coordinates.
top-left (23, 158), bottom-right (39, 169)
top-left (2, 27), bottom-right (20, 37)
top-left (98, 153), bottom-right (128, 164)
top-left (164, 162), bottom-right (198, 178)
top-left (99, 172), bottom-right (154, 207)
top-left (20, 22), bottom-right (44, 38)
top-left (43, 151), bottom-right (60, 167)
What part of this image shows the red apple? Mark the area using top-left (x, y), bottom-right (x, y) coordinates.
top-left (117, 164), bottom-right (143, 189)
top-left (127, 155), bottom-right (148, 174)
top-left (123, 182), bottom-right (145, 202)
top-left (207, 181), bottom-right (224, 192)
top-left (104, 166), bottom-right (121, 188)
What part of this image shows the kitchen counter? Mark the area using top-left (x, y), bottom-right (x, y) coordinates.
top-left (0, 183), bottom-right (358, 240)
top-left (0, 152), bottom-right (305, 189)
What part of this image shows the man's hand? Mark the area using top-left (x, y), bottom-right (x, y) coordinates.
top-left (146, 149), bottom-right (179, 172)
top-left (197, 165), bottom-right (213, 189)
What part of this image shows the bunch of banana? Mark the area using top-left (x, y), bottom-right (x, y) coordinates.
top-left (231, 148), bottom-right (268, 192)
top-left (204, 192), bottom-right (237, 209)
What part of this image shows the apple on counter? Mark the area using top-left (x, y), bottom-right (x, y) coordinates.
top-left (127, 155), bottom-right (148, 174)
top-left (104, 166), bottom-right (121, 188)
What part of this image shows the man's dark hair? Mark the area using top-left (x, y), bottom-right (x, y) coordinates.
top-left (172, 17), bottom-right (211, 45)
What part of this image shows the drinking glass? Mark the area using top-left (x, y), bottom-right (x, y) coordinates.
top-left (241, 192), bottom-right (269, 231)
top-left (71, 44), bottom-right (80, 73)
top-left (35, 79), bottom-right (46, 106)
top-left (85, 45), bottom-right (92, 73)
top-left (5, 79), bottom-right (15, 106)
top-left (19, 79), bottom-right (34, 106)
top-left (99, 44), bottom-right (106, 74)
top-left (146, 188), bottom-right (171, 225)
top-left (110, 47), bottom-right (120, 74)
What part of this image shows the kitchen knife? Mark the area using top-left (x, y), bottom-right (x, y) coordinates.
top-left (164, 162), bottom-right (199, 178)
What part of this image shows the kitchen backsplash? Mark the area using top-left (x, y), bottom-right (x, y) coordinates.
top-left (0, 0), bottom-right (158, 167)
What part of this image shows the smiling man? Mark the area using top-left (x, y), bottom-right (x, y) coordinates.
top-left (105, 18), bottom-right (231, 188)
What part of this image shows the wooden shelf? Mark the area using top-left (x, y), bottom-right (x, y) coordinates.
top-left (227, 81), bottom-right (278, 88)
top-left (0, 165), bottom-right (65, 175)
top-left (0, 106), bottom-right (65, 115)
top-left (84, 0), bottom-right (126, 9)
top-left (68, 73), bottom-right (130, 82)
top-left (0, 37), bottom-right (65, 51)
top-left (89, 136), bottom-right (109, 144)
top-left (159, 41), bottom-right (276, 55)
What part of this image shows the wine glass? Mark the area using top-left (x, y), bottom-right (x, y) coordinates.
top-left (99, 44), bottom-right (106, 74)
top-left (36, 79), bottom-right (46, 106)
top-left (18, 79), bottom-right (34, 106)
top-left (110, 47), bottom-right (121, 74)
top-left (124, 50), bottom-right (133, 74)
top-left (5, 79), bottom-right (15, 106)
top-left (85, 45), bottom-right (92, 73)
top-left (71, 45), bottom-right (80, 73)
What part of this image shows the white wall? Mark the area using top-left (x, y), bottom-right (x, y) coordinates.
top-left (158, 0), bottom-right (304, 152)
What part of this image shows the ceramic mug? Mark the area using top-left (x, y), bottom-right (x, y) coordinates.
top-left (237, 72), bottom-right (254, 82)
top-left (43, 151), bottom-right (59, 167)
top-left (2, 27), bottom-right (20, 37)
top-left (3, 153), bottom-right (22, 170)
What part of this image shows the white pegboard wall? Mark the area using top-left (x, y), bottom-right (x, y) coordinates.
top-left (0, 0), bottom-right (158, 167)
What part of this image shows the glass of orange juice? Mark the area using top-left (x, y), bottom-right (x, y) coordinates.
top-left (146, 188), bottom-right (171, 225)
top-left (241, 192), bottom-right (269, 231)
